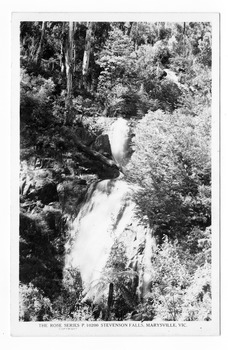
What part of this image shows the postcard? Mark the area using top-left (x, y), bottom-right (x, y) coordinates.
top-left (11, 12), bottom-right (220, 336)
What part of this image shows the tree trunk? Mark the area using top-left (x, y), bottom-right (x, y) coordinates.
top-left (157, 22), bottom-right (160, 39)
top-left (31, 36), bottom-right (36, 60)
top-left (82, 22), bottom-right (93, 90)
top-left (35, 22), bottom-right (46, 66)
top-left (124, 22), bottom-right (133, 36)
top-left (105, 283), bottom-right (114, 321)
top-left (134, 22), bottom-right (139, 50)
top-left (73, 22), bottom-right (77, 73)
top-left (60, 23), bottom-right (66, 75)
top-left (65, 22), bottom-right (74, 125)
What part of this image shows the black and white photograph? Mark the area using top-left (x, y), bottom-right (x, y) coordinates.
top-left (10, 12), bottom-right (219, 336)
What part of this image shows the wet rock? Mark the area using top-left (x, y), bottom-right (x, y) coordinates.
top-left (22, 181), bottom-right (32, 196)
top-left (20, 165), bottom-right (59, 205)
top-left (91, 134), bottom-right (112, 158)
top-left (29, 181), bottom-right (58, 204)
top-left (57, 179), bottom-right (88, 216)
top-left (41, 182), bottom-right (58, 204)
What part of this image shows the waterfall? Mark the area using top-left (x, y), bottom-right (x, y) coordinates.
top-left (64, 117), bottom-right (154, 305)
top-left (65, 179), bottom-right (134, 300)
top-left (108, 117), bottom-right (131, 167)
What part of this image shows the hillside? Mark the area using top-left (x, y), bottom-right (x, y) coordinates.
top-left (19, 21), bottom-right (212, 322)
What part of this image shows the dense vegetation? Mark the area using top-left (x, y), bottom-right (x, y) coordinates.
top-left (19, 21), bottom-right (212, 322)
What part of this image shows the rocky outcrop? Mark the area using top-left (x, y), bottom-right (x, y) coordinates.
top-left (91, 134), bottom-right (112, 158)
top-left (61, 126), bottom-right (120, 179)
top-left (57, 177), bottom-right (88, 217)
top-left (20, 167), bottom-right (58, 213)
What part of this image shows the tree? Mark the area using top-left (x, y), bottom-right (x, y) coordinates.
top-left (35, 21), bottom-right (46, 66)
top-left (149, 237), bottom-right (190, 321)
top-left (96, 25), bottom-right (139, 116)
top-left (82, 22), bottom-right (94, 90)
top-left (19, 20), bottom-right (212, 322)
top-left (87, 240), bottom-right (138, 320)
top-left (144, 233), bottom-right (211, 321)
top-left (126, 108), bottom-right (211, 241)
top-left (65, 22), bottom-right (74, 125)
top-left (19, 283), bottom-right (53, 321)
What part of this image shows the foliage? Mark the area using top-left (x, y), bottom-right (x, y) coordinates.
top-left (20, 69), bottom-right (55, 127)
top-left (87, 240), bottom-right (138, 320)
top-left (20, 210), bottom-right (65, 300)
top-left (51, 268), bottom-right (94, 321)
top-left (19, 278), bottom-right (95, 322)
top-left (96, 26), bottom-right (137, 117)
top-left (19, 21), bottom-right (212, 322)
top-left (147, 236), bottom-right (211, 321)
top-left (126, 108), bottom-right (211, 241)
top-left (19, 283), bottom-right (53, 321)
top-left (106, 241), bottom-right (138, 314)
top-left (181, 263), bottom-right (211, 321)
top-left (149, 238), bottom-right (189, 321)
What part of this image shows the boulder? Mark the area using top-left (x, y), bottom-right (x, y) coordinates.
top-left (91, 134), bottom-right (112, 158)
top-left (57, 179), bottom-right (88, 216)
top-left (35, 181), bottom-right (58, 204)
top-left (20, 166), bottom-right (58, 205)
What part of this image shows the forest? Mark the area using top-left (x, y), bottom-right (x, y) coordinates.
top-left (19, 21), bottom-right (212, 322)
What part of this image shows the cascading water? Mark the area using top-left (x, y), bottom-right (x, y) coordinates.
top-left (64, 117), bottom-right (155, 306)
top-left (108, 117), bottom-right (131, 167)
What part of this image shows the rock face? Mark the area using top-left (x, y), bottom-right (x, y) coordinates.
top-left (20, 160), bottom-right (90, 217)
top-left (33, 181), bottom-right (58, 204)
top-left (20, 166), bottom-right (58, 210)
top-left (57, 178), bottom-right (88, 216)
top-left (91, 134), bottom-right (113, 159)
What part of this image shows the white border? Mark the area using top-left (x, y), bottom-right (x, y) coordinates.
top-left (0, 0), bottom-right (224, 344)
top-left (11, 13), bottom-right (219, 336)
top-left (1, 0), bottom-right (228, 349)
top-left (12, 12), bottom-right (220, 22)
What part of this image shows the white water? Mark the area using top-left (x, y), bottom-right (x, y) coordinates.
top-left (64, 117), bottom-right (154, 303)
top-left (108, 117), bottom-right (130, 167)
top-left (65, 179), bottom-right (136, 301)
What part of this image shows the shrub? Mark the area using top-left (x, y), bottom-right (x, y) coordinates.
top-left (141, 234), bottom-right (212, 321)
top-left (149, 237), bottom-right (190, 321)
top-left (19, 283), bottom-right (53, 321)
top-left (180, 263), bottom-right (211, 321)
top-left (125, 108), bottom-right (211, 241)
